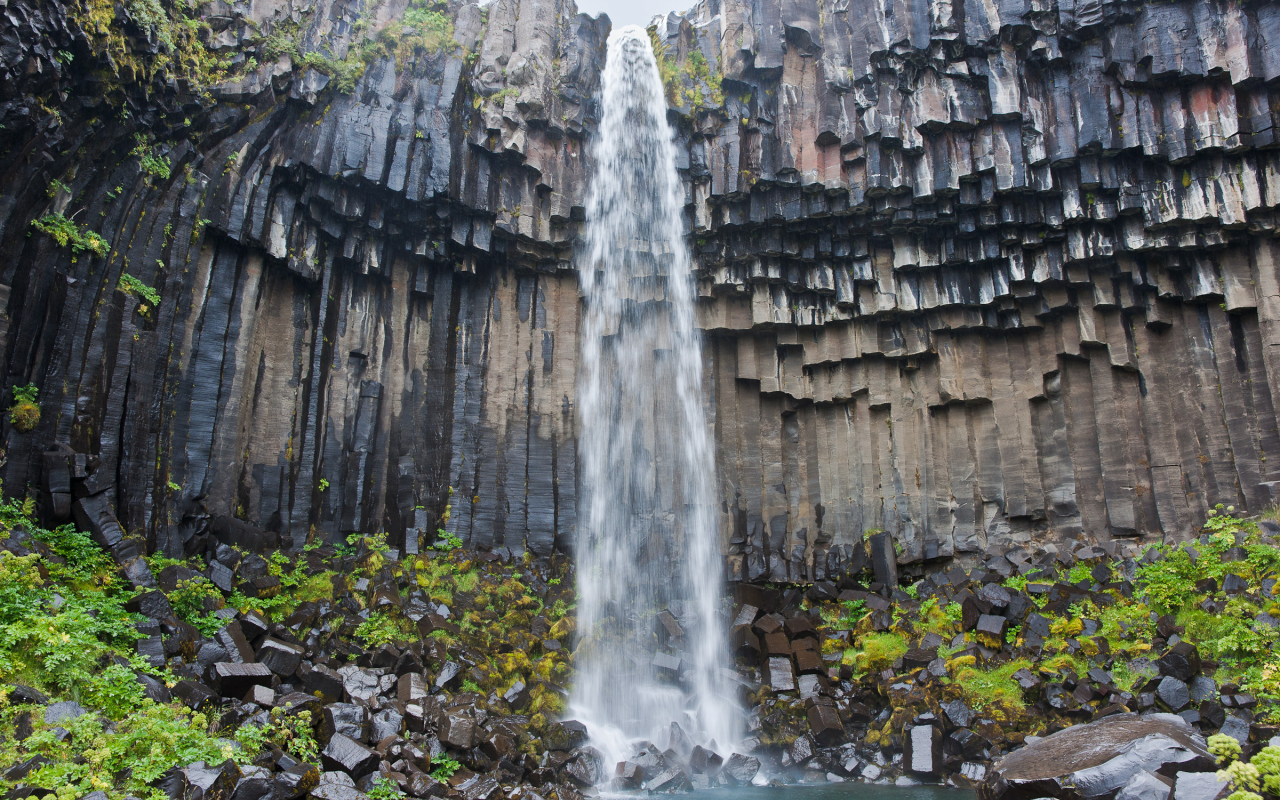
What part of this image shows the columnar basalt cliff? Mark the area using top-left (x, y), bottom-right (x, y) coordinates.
top-left (2, 0), bottom-right (1280, 580)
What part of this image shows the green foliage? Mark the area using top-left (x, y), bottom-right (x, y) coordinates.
top-left (0, 534), bottom-right (154, 707)
top-left (487, 87), bottom-right (518, 105)
top-left (168, 578), bottom-right (225, 636)
top-left (646, 26), bottom-right (679, 105)
top-left (119, 273), bottom-right (161, 306)
top-left (318, 478), bottom-right (330, 491)
top-left (429, 756), bottom-right (461, 781)
top-left (72, 0), bottom-right (231, 90)
top-left (904, 583), bottom-right (919, 599)
top-left (10, 383), bottom-right (40, 431)
top-left (131, 136), bottom-right (172, 180)
top-left (32, 213), bottom-right (109, 257)
top-left (821, 598), bottom-right (866, 630)
top-left (547, 598), bottom-right (569, 621)
top-left (678, 46), bottom-right (724, 109)
top-left (367, 777), bottom-right (405, 800)
top-left (1220, 760), bottom-right (1262, 793)
top-left (1067, 562), bottom-right (1094, 584)
top-left (461, 679), bottom-right (481, 693)
top-left (944, 601), bottom-right (964, 625)
top-left (845, 631), bottom-right (908, 675)
top-left (1252, 746), bottom-right (1280, 794)
top-left (35, 523), bottom-right (112, 580)
top-left (437, 528), bottom-right (463, 550)
top-left (234, 708), bottom-right (318, 763)
top-left (1212, 733), bottom-right (1244, 764)
top-left (355, 611), bottom-right (407, 647)
top-left (0, 700), bottom-right (235, 800)
top-left (402, 5), bottom-right (454, 48)
top-left (953, 658), bottom-right (1033, 714)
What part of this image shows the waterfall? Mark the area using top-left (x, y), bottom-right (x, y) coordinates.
top-left (570, 26), bottom-right (739, 774)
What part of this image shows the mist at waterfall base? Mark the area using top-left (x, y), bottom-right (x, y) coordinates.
top-left (569, 25), bottom-right (740, 777)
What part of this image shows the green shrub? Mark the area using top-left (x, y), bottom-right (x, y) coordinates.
top-left (355, 611), bottom-right (406, 647)
top-left (119, 273), bottom-right (161, 306)
top-left (9, 383), bottom-right (40, 432)
top-left (429, 756), bottom-right (461, 781)
top-left (169, 578), bottom-right (225, 636)
top-left (847, 631), bottom-right (908, 675)
top-left (367, 778), bottom-right (405, 800)
top-left (0, 700), bottom-right (235, 800)
top-left (131, 135), bottom-right (171, 180)
top-left (36, 523), bottom-right (112, 580)
top-left (31, 213), bottom-right (109, 257)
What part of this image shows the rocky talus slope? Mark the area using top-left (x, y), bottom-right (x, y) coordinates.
top-left (4, 0), bottom-right (1280, 582)
top-left (6, 498), bottom-right (1280, 800)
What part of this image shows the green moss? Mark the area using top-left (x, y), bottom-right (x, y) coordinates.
top-left (954, 658), bottom-right (1032, 714)
top-left (849, 631), bottom-right (908, 675)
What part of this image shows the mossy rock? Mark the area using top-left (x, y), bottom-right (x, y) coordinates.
top-left (10, 401), bottom-right (39, 432)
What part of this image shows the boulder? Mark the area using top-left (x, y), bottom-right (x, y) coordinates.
top-left (256, 638), bottom-right (304, 676)
top-left (980, 713), bottom-right (1215, 800)
top-left (807, 703), bottom-right (845, 746)
top-left (1116, 771), bottom-right (1173, 800)
top-left (765, 656), bottom-right (796, 692)
top-left (905, 725), bottom-right (941, 776)
top-left (1157, 677), bottom-right (1191, 711)
top-left (213, 663), bottom-right (272, 698)
top-left (723, 754), bottom-right (760, 785)
top-left (545, 720), bottom-right (588, 751)
top-left (320, 734), bottom-right (379, 778)
top-left (1157, 643), bottom-right (1201, 683)
top-left (1171, 771), bottom-right (1230, 800)
top-left (184, 760), bottom-right (242, 800)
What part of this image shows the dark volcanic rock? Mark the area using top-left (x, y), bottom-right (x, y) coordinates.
top-left (320, 734), bottom-right (379, 778)
top-left (1158, 644), bottom-right (1202, 683)
top-left (723, 754), bottom-right (761, 785)
top-left (905, 725), bottom-right (942, 776)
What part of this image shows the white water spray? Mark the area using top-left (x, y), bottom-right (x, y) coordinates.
top-left (570, 26), bottom-right (739, 774)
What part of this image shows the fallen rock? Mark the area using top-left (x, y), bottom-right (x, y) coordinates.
top-left (320, 734), bottom-right (379, 778)
top-left (980, 713), bottom-right (1215, 800)
top-left (723, 754), bottom-right (760, 785)
top-left (1171, 771), bottom-right (1230, 800)
top-left (1116, 771), bottom-right (1173, 800)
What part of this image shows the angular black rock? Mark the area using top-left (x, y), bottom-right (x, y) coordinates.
top-left (320, 734), bottom-right (379, 778)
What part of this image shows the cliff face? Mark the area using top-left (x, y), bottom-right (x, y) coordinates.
top-left (2, 0), bottom-right (1280, 581)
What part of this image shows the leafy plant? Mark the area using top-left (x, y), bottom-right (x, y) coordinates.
top-left (436, 529), bottom-right (463, 550)
top-left (168, 578), bottom-right (225, 636)
top-left (9, 383), bottom-right (39, 432)
top-left (355, 611), bottom-right (406, 647)
top-left (35, 523), bottom-right (112, 580)
top-left (429, 756), bottom-right (461, 781)
top-left (1, 701), bottom-right (235, 800)
top-left (131, 135), bottom-right (172, 180)
top-left (119, 273), bottom-right (161, 306)
top-left (31, 213), bottom-right (109, 257)
top-left (367, 777), bottom-right (405, 800)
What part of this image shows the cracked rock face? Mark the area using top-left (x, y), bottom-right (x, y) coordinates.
top-left (1, 0), bottom-right (1279, 579)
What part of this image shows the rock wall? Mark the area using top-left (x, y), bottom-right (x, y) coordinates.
top-left (2, 0), bottom-right (1280, 578)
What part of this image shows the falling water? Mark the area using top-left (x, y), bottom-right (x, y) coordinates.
top-left (570, 26), bottom-right (739, 773)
